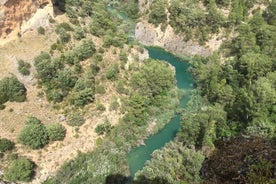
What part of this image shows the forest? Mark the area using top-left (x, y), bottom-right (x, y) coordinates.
top-left (0, 0), bottom-right (275, 184)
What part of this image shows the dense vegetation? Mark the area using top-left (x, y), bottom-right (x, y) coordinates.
top-left (1, 0), bottom-right (275, 183)
top-left (0, 76), bottom-right (26, 109)
top-left (0, 138), bottom-right (14, 153)
top-left (44, 0), bottom-right (275, 183)
top-left (135, 0), bottom-right (276, 183)
top-left (18, 117), bottom-right (65, 149)
top-left (4, 155), bottom-right (35, 182)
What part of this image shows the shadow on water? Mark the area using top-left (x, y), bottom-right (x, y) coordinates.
top-left (105, 174), bottom-right (170, 184)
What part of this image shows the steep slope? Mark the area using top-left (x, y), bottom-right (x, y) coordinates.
top-left (0, 0), bottom-right (53, 42)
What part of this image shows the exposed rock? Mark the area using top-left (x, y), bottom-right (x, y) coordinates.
top-left (59, 115), bottom-right (66, 122)
top-left (0, 0), bottom-right (53, 39)
top-left (135, 21), bottom-right (212, 57)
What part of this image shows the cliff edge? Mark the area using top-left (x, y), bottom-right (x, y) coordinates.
top-left (0, 0), bottom-right (53, 42)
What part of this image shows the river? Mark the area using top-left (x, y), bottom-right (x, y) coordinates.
top-left (127, 47), bottom-right (194, 178)
top-left (107, 5), bottom-right (195, 180)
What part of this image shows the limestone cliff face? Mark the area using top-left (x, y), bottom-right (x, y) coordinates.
top-left (136, 0), bottom-right (213, 57)
top-left (135, 21), bottom-right (212, 57)
top-left (0, 0), bottom-right (53, 38)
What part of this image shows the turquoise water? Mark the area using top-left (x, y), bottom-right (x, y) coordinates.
top-left (127, 47), bottom-right (194, 178)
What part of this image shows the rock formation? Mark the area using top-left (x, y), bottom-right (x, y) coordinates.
top-left (0, 0), bottom-right (53, 39)
top-left (135, 0), bottom-right (215, 57)
top-left (135, 21), bottom-right (212, 57)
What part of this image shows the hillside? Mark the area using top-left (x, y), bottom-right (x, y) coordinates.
top-left (0, 0), bottom-right (275, 184)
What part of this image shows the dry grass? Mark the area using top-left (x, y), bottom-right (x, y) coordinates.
top-left (0, 14), bottom-right (127, 183)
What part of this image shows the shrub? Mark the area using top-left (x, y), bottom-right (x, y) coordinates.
top-left (0, 138), bottom-right (14, 152)
top-left (73, 40), bottom-right (96, 61)
top-left (55, 22), bottom-right (73, 33)
top-left (37, 26), bottom-right (45, 35)
top-left (58, 28), bottom-right (71, 44)
top-left (106, 64), bottom-right (119, 81)
top-left (109, 98), bottom-right (119, 111)
top-left (92, 53), bottom-right (103, 62)
top-left (73, 88), bottom-right (94, 107)
top-left (18, 117), bottom-right (49, 149)
top-left (95, 85), bottom-right (106, 94)
top-left (67, 113), bottom-right (85, 126)
top-left (116, 80), bottom-right (128, 94)
top-left (0, 76), bottom-right (27, 106)
top-left (46, 123), bottom-right (66, 141)
top-left (4, 156), bottom-right (35, 182)
top-left (95, 119), bottom-right (111, 135)
top-left (96, 103), bottom-right (106, 111)
top-left (17, 59), bottom-right (31, 76)
top-left (73, 27), bottom-right (85, 40)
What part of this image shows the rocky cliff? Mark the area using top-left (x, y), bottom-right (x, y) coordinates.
top-left (0, 0), bottom-right (53, 39)
top-left (135, 21), bottom-right (213, 57)
top-left (135, 0), bottom-right (219, 57)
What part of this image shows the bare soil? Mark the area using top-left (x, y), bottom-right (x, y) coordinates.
top-left (0, 14), bottom-right (125, 183)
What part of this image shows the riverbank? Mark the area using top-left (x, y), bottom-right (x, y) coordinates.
top-left (127, 46), bottom-right (194, 178)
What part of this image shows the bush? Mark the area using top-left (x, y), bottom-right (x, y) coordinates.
top-left (46, 123), bottom-right (66, 141)
top-left (95, 85), bottom-right (106, 94)
top-left (73, 40), bottom-right (96, 61)
top-left (96, 103), bottom-right (106, 111)
top-left (18, 117), bottom-right (49, 149)
top-left (73, 27), bottom-right (85, 40)
top-left (73, 88), bottom-right (94, 107)
top-left (0, 138), bottom-right (14, 152)
top-left (17, 59), bottom-right (31, 76)
top-left (4, 156), bottom-right (35, 182)
top-left (58, 28), bottom-right (71, 44)
top-left (106, 64), bottom-right (119, 81)
top-left (95, 120), bottom-right (111, 135)
top-left (0, 76), bottom-right (26, 106)
top-left (37, 26), bottom-right (45, 35)
top-left (55, 22), bottom-right (73, 33)
top-left (109, 99), bottom-right (119, 111)
top-left (67, 113), bottom-right (85, 126)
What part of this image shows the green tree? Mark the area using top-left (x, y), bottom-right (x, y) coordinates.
top-left (17, 59), bottom-right (31, 76)
top-left (74, 40), bottom-right (96, 61)
top-left (34, 52), bottom-right (56, 83)
top-left (73, 27), bottom-right (85, 40)
top-left (106, 63), bottom-right (119, 81)
top-left (67, 113), bottom-right (85, 127)
top-left (55, 68), bottom-right (77, 92)
top-left (0, 138), bottom-right (14, 152)
top-left (124, 93), bottom-right (149, 126)
top-left (4, 156), bottom-right (35, 182)
top-left (131, 59), bottom-right (174, 98)
top-left (58, 28), bottom-right (71, 44)
top-left (18, 117), bottom-right (49, 149)
top-left (0, 76), bottom-right (26, 106)
top-left (95, 119), bottom-right (111, 135)
top-left (135, 141), bottom-right (205, 183)
top-left (73, 88), bottom-right (94, 107)
top-left (46, 123), bottom-right (66, 142)
top-left (266, 0), bottom-right (276, 25)
top-left (149, 0), bottom-right (167, 26)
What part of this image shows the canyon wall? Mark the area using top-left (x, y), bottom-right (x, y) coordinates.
top-left (135, 21), bottom-right (213, 57)
top-left (136, 0), bottom-right (217, 57)
top-left (0, 0), bottom-right (53, 39)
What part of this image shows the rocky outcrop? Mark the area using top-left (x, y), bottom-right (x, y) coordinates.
top-left (135, 21), bottom-right (213, 57)
top-left (0, 0), bottom-right (53, 38)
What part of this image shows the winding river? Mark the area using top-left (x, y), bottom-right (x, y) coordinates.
top-left (127, 47), bottom-right (195, 178)
top-left (107, 5), bottom-right (195, 180)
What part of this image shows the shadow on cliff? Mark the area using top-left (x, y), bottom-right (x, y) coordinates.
top-left (51, 0), bottom-right (66, 15)
top-left (105, 174), bottom-right (170, 184)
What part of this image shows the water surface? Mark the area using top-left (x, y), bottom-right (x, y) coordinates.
top-left (127, 47), bottom-right (194, 177)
